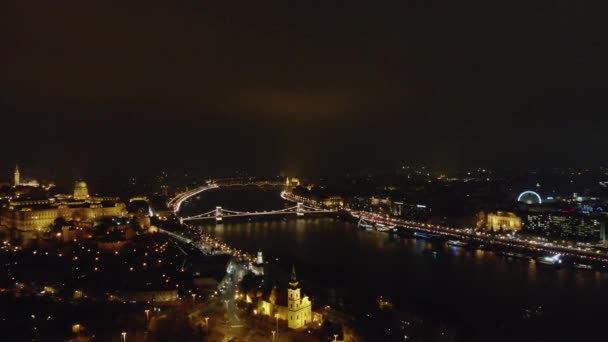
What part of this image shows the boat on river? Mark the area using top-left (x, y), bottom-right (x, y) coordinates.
top-left (447, 240), bottom-right (468, 247)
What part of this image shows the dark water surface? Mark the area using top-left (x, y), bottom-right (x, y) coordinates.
top-left (181, 186), bottom-right (608, 340)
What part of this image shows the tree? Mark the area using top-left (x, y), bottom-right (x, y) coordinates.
top-left (51, 217), bottom-right (68, 234)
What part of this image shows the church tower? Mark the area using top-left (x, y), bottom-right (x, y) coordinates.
top-left (250, 250), bottom-right (265, 275)
top-left (288, 265), bottom-right (300, 302)
top-left (13, 164), bottom-right (20, 187)
top-left (287, 265), bottom-right (312, 329)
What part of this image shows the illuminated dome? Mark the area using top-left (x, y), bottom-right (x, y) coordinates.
top-left (73, 181), bottom-right (89, 200)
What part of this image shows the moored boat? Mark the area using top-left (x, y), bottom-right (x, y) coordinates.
top-left (447, 240), bottom-right (468, 247)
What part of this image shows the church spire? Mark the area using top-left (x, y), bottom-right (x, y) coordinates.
top-left (14, 163), bottom-right (20, 187)
top-left (289, 265), bottom-right (299, 288)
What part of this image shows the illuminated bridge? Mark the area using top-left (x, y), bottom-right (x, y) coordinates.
top-left (180, 202), bottom-right (335, 222)
top-left (168, 181), bottom-right (335, 221)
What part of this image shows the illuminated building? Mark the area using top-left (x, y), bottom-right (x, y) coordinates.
top-left (73, 181), bottom-right (89, 200)
top-left (486, 211), bottom-right (522, 232)
top-left (523, 210), bottom-right (605, 241)
top-left (395, 203), bottom-right (431, 221)
top-left (290, 187), bottom-right (342, 209)
top-left (250, 250), bottom-right (265, 275)
top-left (370, 196), bottom-right (391, 206)
top-left (9, 164), bottom-right (42, 188)
top-left (256, 266), bottom-right (320, 329)
top-left (393, 201), bottom-right (403, 216)
top-left (0, 180), bottom-right (126, 233)
top-left (322, 196), bottom-right (344, 208)
top-left (13, 164), bottom-right (20, 187)
top-left (286, 266), bottom-right (312, 329)
top-left (285, 177), bottom-right (301, 187)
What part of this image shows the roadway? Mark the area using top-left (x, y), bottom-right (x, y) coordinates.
top-left (278, 190), bottom-right (608, 263)
top-left (168, 183), bottom-right (222, 213)
top-left (168, 180), bottom-right (286, 214)
top-left (350, 209), bottom-right (608, 263)
top-left (217, 259), bottom-right (248, 326)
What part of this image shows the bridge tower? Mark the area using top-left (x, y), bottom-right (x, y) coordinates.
top-left (297, 202), bottom-right (304, 217)
top-left (215, 206), bottom-right (223, 222)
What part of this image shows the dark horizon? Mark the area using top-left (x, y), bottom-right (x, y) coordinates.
top-left (2, 1), bottom-right (607, 180)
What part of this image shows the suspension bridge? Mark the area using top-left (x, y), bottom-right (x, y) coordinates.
top-left (180, 202), bottom-right (335, 222)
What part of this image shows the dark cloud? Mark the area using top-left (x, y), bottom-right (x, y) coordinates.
top-left (1, 1), bottom-right (607, 180)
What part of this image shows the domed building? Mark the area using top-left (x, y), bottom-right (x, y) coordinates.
top-left (1, 179), bottom-right (126, 233)
top-left (73, 181), bottom-right (89, 200)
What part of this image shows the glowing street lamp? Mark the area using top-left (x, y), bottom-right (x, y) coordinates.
top-left (191, 293), bottom-right (196, 305)
top-left (271, 330), bottom-right (276, 341)
top-left (274, 313), bottom-right (279, 338)
top-left (144, 309), bottom-right (150, 321)
top-left (121, 331), bottom-right (126, 342)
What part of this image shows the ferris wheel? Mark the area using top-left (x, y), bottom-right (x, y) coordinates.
top-left (517, 191), bottom-right (542, 204)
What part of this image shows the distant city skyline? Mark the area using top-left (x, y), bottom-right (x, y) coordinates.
top-left (2, 2), bottom-right (608, 341)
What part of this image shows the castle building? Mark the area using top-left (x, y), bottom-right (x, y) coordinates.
top-left (0, 180), bottom-right (126, 232)
top-left (10, 164), bottom-right (40, 188)
top-left (73, 181), bottom-right (89, 200)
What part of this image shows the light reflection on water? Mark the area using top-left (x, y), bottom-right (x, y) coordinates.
top-left (187, 187), bottom-right (608, 329)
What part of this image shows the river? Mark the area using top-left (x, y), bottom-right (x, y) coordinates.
top-left (179, 186), bottom-right (608, 341)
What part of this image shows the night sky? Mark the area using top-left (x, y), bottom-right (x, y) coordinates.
top-left (2, 1), bottom-right (607, 181)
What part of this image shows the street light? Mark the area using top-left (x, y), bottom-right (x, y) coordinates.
top-left (191, 293), bottom-right (196, 305)
top-left (271, 330), bottom-right (276, 341)
top-left (121, 331), bottom-right (126, 342)
top-left (274, 313), bottom-right (279, 339)
top-left (144, 309), bottom-right (150, 321)
top-left (334, 333), bottom-right (339, 341)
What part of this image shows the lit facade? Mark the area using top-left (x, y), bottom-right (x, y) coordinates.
top-left (0, 181), bottom-right (126, 232)
top-left (523, 212), bottom-right (605, 241)
top-left (322, 196), bottom-right (344, 208)
top-left (487, 211), bottom-right (522, 232)
top-left (73, 181), bottom-right (89, 200)
top-left (285, 177), bottom-right (301, 187)
top-left (287, 266), bottom-right (312, 329)
top-left (257, 266), bottom-right (318, 329)
top-left (250, 250), bottom-right (264, 275)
